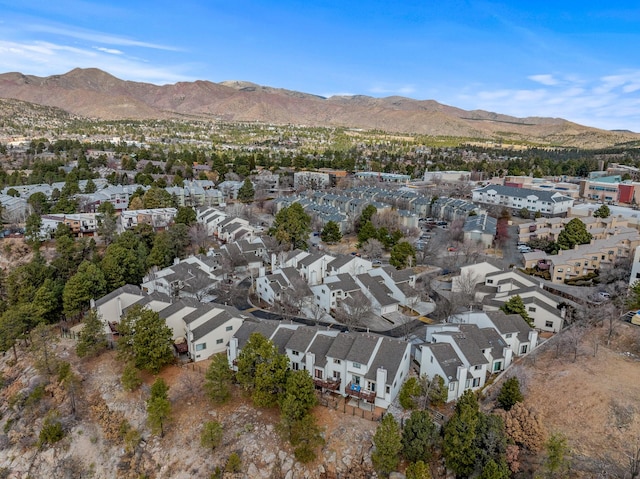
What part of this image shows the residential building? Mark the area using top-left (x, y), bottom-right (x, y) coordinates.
top-left (472, 184), bottom-right (574, 217)
top-left (227, 321), bottom-right (412, 409)
top-left (120, 208), bottom-right (177, 231)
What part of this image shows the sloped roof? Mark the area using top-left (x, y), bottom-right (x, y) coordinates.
top-left (365, 337), bottom-right (408, 382)
top-left (94, 284), bottom-right (142, 308)
top-left (326, 334), bottom-right (355, 359)
top-left (345, 334), bottom-right (380, 365)
top-left (424, 342), bottom-right (464, 381)
top-left (191, 310), bottom-right (234, 342)
top-left (474, 184), bottom-right (573, 203)
top-left (285, 327), bottom-right (316, 353)
top-left (357, 273), bottom-right (399, 307)
top-left (485, 310), bottom-right (532, 341)
top-left (307, 333), bottom-right (335, 368)
top-left (157, 298), bottom-right (200, 319)
top-left (271, 327), bottom-right (296, 354)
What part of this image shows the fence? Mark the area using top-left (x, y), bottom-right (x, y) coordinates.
top-left (178, 362), bottom-right (206, 374)
top-left (317, 393), bottom-right (382, 422)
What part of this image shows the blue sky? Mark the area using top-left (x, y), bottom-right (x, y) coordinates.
top-left (1, 1), bottom-right (640, 132)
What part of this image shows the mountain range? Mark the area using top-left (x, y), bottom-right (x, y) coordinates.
top-left (0, 68), bottom-right (638, 148)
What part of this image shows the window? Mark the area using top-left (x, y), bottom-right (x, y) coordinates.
top-left (386, 386), bottom-right (390, 394)
top-left (465, 379), bottom-right (471, 388)
top-left (333, 371), bottom-right (341, 379)
top-left (505, 333), bottom-right (512, 338)
top-left (353, 376), bottom-right (360, 385)
top-left (195, 343), bottom-right (206, 351)
top-left (449, 382), bottom-right (455, 391)
top-left (368, 382), bottom-right (376, 392)
top-left (474, 365), bottom-right (481, 370)
top-left (353, 362), bottom-right (361, 369)
top-left (472, 377), bottom-right (481, 387)
top-left (292, 362), bottom-right (299, 371)
top-left (216, 338), bottom-right (223, 345)
top-left (557, 268), bottom-right (563, 273)
top-left (292, 350), bottom-right (299, 356)
top-left (225, 325), bottom-right (233, 331)
top-left (487, 279), bottom-right (494, 284)
top-left (545, 321), bottom-right (554, 328)
top-left (520, 345), bottom-right (528, 354)
top-left (315, 369), bottom-right (323, 379)
top-left (493, 362), bottom-right (502, 372)
top-left (528, 307), bottom-right (536, 312)
top-left (333, 358), bottom-right (341, 365)
top-left (430, 356), bottom-right (433, 363)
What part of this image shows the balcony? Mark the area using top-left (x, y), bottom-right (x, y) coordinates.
top-left (346, 382), bottom-right (376, 403)
top-left (313, 377), bottom-right (341, 391)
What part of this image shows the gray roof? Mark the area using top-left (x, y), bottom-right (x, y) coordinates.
top-left (436, 331), bottom-right (489, 366)
top-left (121, 292), bottom-right (171, 315)
top-left (424, 342), bottom-right (464, 381)
top-left (233, 321), bottom-right (259, 349)
top-left (327, 254), bottom-right (354, 271)
top-left (326, 273), bottom-right (361, 292)
top-left (326, 334), bottom-right (356, 359)
top-left (94, 284), bottom-right (142, 308)
top-left (307, 333), bottom-right (335, 368)
top-left (298, 252), bottom-right (325, 268)
top-left (364, 337), bottom-right (408, 382)
top-left (191, 310), bottom-right (234, 342)
top-left (157, 298), bottom-right (200, 319)
top-left (285, 327), bottom-right (317, 353)
top-left (271, 327), bottom-right (296, 354)
top-left (345, 334), bottom-right (380, 365)
top-left (464, 214), bottom-right (497, 234)
top-left (357, 274), bottom-right (399, 307)
top-left (183, 303), bottom-right (219, 325)
top-left (480, 328), bottom-right (507, 359)
top-left (458, 324), bottom-right (492, 350)
top-left (474, 184), bottom-right (573, 203)
top-left (485, 310), bottom-right (532, 341)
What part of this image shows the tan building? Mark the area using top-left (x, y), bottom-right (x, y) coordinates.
top-left (518, 215), bottom-right (635, 243)
top-left (523, 230), bottom-right (640, 284)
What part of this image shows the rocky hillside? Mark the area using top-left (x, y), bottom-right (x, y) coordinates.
top-left (0, 335), bottom-right (379, 479)
top-left (0, 68), bottom-right (638, 147)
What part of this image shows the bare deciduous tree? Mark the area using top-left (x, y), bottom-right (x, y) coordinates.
top-left (361, 238), bottom-right (384, 259)
top-left (562, 325), bottom-right (585, 362)
top-left (334, 300), bottom-right (372, 331)
top-left (189, 223), bottom-right (209, 252)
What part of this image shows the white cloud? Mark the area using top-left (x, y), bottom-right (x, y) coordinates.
top-left (94, 47), bottom-right (123, 55)
top-left (528, 74), bottom-right (559, 86)
top-left (455, 71), bottom-right (640, 131)
top-left (26, 24), bottom-right (181, 51)
top-left (0, 39), bottom-right (193, 85)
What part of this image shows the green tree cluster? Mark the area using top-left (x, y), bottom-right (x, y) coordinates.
top-left (499, 295), bottom-right (534, 328)
top-left (235, 333), bottom-right (324, 463)
top-left (268, 203), bottom-right (311, 250)
top-left (443, 391), bottom-right (509, 478)
top-left (557, 218), bottom-right (592, 250)
top-left (320, 221), bottom-right (342, 244)
top-left (593, 204), bottom-right (611, 218)
top-left (497, 376), bottom-right (524, 411)
top-left (237, 178), bottom-right (255, 203)
top-left (147, 378), bottom-right (171, 437)
top-left (389, 241), bottom-right (416, 269)
top-left (117, 304), bottom-right (174, 374)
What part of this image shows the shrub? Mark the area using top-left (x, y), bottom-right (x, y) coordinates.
top-left (497, 377), bottom-right (524, 411)
top-left (398, 377), bottom-right (423, 410)
top-left (38, 415), bottom-right (64, 447)
top-left (121, 362), bottom-right (142, 392)
top-left (225, 452), bottom-right (242, 473)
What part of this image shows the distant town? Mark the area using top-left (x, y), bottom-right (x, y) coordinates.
top-left (1, 121), bottom-right (639, 478)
